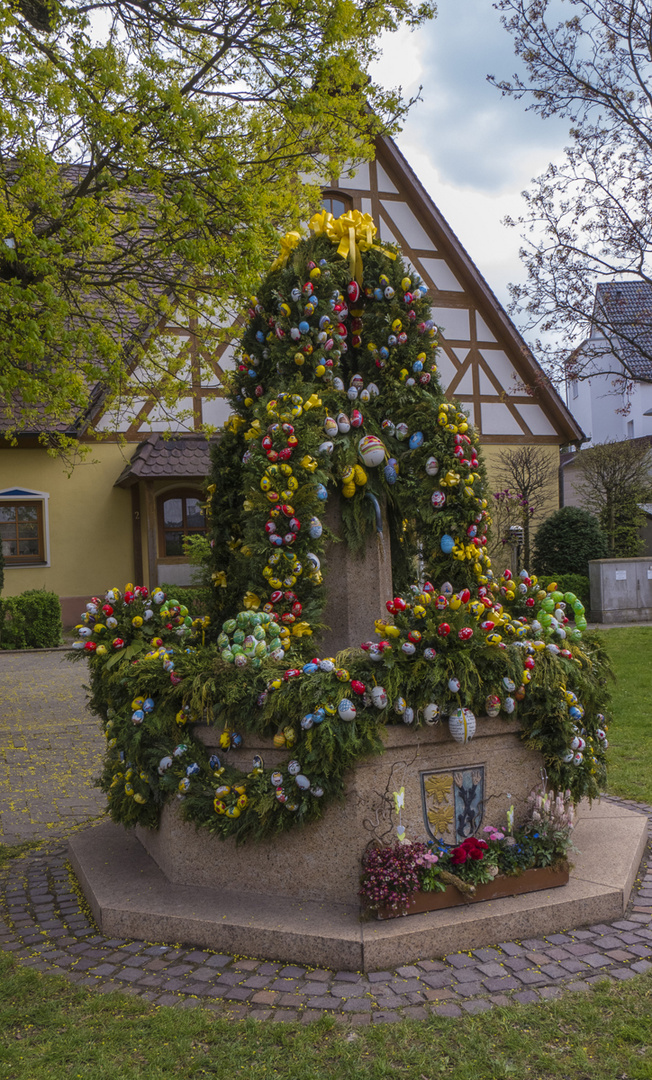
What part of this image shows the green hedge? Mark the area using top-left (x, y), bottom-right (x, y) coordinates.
top-left (158, 583), bottom-right (212, 617)
top-left (537, 573), bottom-right (591, 609)
top-left (0, 589), bottom-right (63, 649)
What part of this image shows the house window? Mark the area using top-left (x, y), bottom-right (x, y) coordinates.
top-left (571, 379), bottom-right (579, 399)
top-left (0, 488), bottom-right (49, 566)
top-left (321, 191), bottom-right (352, 217)
top-left (627, 419), bottom-right (634, 438)
top-left (157, 489), bottom-right (206, 557)
top-left (0, 501), bottom-right (45, 563)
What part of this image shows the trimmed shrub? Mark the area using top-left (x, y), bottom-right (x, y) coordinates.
top-left (159, 583), bottom-right (212, 617)
top-left (533, 507), bottom-right (608, 577)
top-left (0, 589), bottom-right (63, 649)
top-left (0, 540), bottom-right (4, 596)
top-left (537, 573), bottom-right (591, 609)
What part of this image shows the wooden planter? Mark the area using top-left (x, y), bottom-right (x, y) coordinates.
top-left (375, 864), bottom-right (570, 920)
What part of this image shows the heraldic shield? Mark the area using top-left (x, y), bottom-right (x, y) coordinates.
top-left (421, 767), bottom-right (485, 845)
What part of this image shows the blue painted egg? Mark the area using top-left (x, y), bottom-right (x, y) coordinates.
top-left (384, 464), bottom-right (397, 484)
top-left (143, 698), bottom-right (155, 713)
top-left (440, 534), bottom-right (455, 554)
top-left (209, 755), bottom-right (221, 770)
top-left (409, 431), bottom-right (424, 449)
top-left (299, 321), bottom-right (310, 334)
top-left (316, 484), bottom-right (328, 501)
top-left (309, 516), bottom-right (323, 539)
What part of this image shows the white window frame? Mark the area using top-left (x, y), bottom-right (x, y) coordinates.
top-left (0, 487), bottom-right (51, 567)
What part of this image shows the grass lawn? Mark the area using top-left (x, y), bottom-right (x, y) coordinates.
top-left (1, 951), bottom-right (652, 1080)
top-left (598, 626), bottom-right (652, 804)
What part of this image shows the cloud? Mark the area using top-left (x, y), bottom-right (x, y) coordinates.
top-left (373, 0), bottom-right (569, 193)
top-left (370, 0), bottom-right (572, 307)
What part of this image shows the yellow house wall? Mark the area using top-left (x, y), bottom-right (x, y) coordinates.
top-left (0, 444), bottom-right (138, 600)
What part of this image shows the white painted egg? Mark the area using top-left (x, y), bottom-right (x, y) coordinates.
top-left (448, 707), bottom-right (476, 744)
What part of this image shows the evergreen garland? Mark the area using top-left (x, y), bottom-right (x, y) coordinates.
top-left (71, 211), bottom-right (613, 845)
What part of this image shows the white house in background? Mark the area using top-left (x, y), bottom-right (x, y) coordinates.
top-left (566, 282), bottom-right (652, 445)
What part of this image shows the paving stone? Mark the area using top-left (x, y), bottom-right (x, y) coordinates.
top-left (341, 998), bottom-right (372, 1012)
top-left (422, 987), bottom-right (457, 1002)
top-left (514, 990), bottom-right (539, 1005)
top-left (334, 971), bottom-right (362, 983)
top-left (402, 1005), bottom-right (429, 1019)
top-left (307, 969), bottom-right (331, 982)
top-left (482, 976), bottom-right (521, 992)
top-left (307, 996), bottom-right (336, 1009)
top-left (417, 960), bottom-right (447, 972)
top-left (626, 944), bottom-right (652, 957)
top-left (476, 962), bottom-right (506, 978)
top-left (538, 965), bottom-right (566, 980)
top-left (367, 971), bottom-right (393, 982)
top-left (223, 987), bottom-right (252, 1002)
top-left (446, 953), bottom-right (479, 968)
top-left (473, 947), bottom-right (505, 963)
top-left (565, 981), bottom-right (591, 993)
top-left (559, 958), bottom-right (589, 974)
top-left (422, 971), bottom-right (454, 989)
top-left (516, 970), bottom-right (551, 986)
top-left (630, 959), bottom-right (652, 973)
top-left (453, 981), bottom-right (484, 998)
top-left (610, 967), bottom-right (638, 981)
top-left (538, 986), bottom-right (563, 1000)
top-left (545, 933), bottom-right (573, 944)
top-left (372, 1010), bottom-right (401, 1024)
top-left (497, 942), bottom-right (526, 957)
top-left (581, 953), bottom-right (613, 969)
top-left (279, 965), bottom-right (306, 978)
top-left (605, 949), bottom-right (633, 963)
top-left (461, 999), bottom-right (493, 1015)
top-left (502, 956), bottom-right (529, 973)
top-left (395, 965), bottom-right (421, 978)
top-left (433, 1002), bottom-right (463, 1017)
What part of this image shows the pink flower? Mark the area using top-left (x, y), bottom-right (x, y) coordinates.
top-left (422, 852), bottom-right (439, 864)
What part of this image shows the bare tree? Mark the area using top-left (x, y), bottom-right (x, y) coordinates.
top-left (575, 439), bottom-right (652, 556)
top-left (492, 0), bottom-right (652, 389)
top-left (493, 446), bottom-right (557, 570)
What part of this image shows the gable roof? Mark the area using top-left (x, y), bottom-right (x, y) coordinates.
top-left (335, 135), bottom-right (584, 445)
top-left (594, 282), bottom-right (652, 381)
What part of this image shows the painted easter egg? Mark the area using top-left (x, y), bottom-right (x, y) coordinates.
top-left (448, 707), bottom-right (476, 744)
top-left (370, 686), bottom-right (388, 708)
top-left (423, 703), bottom-right (440, 724)
top-left (338, 699), bottom-right (357, 721)
top-left (431, 491), bottom-right (446, 509)
top-left (358, 434), bottom-right (386, 467)
top-left (440, 534), bottom-right (455, 554)
top-left (409, 431), bottom-right (424, 449)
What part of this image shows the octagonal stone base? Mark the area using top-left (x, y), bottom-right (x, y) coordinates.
top-left (136, 717), bottom-right (544, 906)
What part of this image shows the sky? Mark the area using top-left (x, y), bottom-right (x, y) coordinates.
top-left (371, 0), bottom-right (571, 315)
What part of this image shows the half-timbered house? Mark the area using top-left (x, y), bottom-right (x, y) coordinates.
top-left (0, 134), bottom-right (583, 623)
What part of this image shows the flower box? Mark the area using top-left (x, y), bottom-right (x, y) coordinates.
top-left (375, 864), bottom-right (569, 919)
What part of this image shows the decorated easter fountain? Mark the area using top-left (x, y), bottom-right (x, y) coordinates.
top-left (69, 211), bottom-right (646, 970)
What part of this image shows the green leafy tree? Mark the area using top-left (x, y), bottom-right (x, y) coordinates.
top-left (0, 0), bottom-right (433, 442)
top-left (533, 506), bottom-right (608, 577)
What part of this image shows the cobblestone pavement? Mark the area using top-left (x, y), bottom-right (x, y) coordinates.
top-left (1, 651), bottom-right (652, 1022)
top-left (0, 651), bottom-right (106, 844)
top-left (0, 801), bottom-right (649, 1023)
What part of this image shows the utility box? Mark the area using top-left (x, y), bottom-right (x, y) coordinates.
top-left (589, 557), bottom-right (652, 623)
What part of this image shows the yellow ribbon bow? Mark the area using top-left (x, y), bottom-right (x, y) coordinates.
top-left (243, 591), bottom-right (261, 610)
top-left (309, 208), bottom-right (395, 284)
top-left (270, 230), bottom-right (302, 272)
